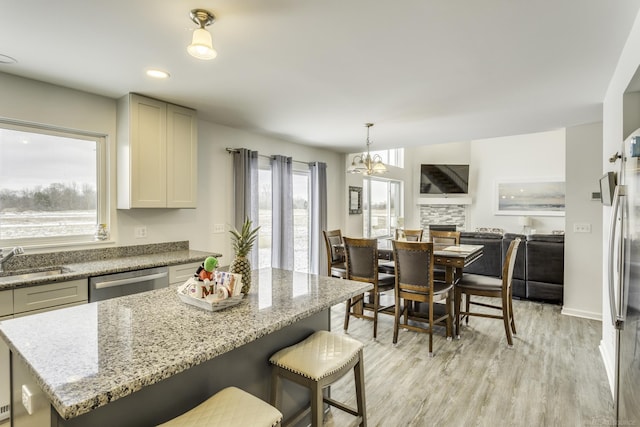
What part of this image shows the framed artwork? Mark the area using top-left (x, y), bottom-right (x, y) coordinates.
top-left (349, 186), bottom-right (362, 214)
top-left (495, 178), bottom-right (565, 216)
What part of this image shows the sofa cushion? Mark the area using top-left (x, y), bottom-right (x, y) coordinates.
top-left (460, 232), bottom-right (503, 277)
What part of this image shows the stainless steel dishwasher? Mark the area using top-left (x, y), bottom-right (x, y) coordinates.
top-left (89, 266), bottom-right (169, 302)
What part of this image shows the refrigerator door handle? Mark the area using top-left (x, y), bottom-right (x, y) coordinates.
top-left (608, 184), bottom-right (626, 329)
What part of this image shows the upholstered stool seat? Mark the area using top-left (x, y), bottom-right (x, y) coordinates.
top-left (158, 386), bottom-right (282, 427)
top-left (269, 330), bottom-right (367, 426)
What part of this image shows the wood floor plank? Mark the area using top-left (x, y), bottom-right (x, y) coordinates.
top-left (323, 297), bottom-right (614, 427)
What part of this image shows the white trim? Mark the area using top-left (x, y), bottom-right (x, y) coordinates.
top-left (416, 197), bottom-right (472, 205)
top-left (560, 306), bottom-right (602, 321)
top-left (599, 340), bottom-right (616, 400)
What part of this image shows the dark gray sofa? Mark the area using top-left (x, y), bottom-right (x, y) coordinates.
top-left (525, 234), bottom-right (564, 303)
top-left (459, 231), bottom-right (564, 304)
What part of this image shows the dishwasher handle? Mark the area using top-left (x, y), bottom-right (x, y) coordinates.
top-left (94, 271), bottom-right (168, 289)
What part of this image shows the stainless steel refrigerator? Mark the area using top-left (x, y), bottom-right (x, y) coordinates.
top-left (608, 132), bottom-right (640, 426)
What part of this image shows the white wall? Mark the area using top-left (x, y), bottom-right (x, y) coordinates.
top-left (469, 130), bottom-right (566, 233)
top-left (563, 122), bottom-right (603, 320)
top-left (0, 72), bottom-right (345, 265)
top-left (602, 8), bottom-right (640, 396)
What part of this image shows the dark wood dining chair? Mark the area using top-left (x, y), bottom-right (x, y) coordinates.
top-left (428, 230), bottom-right (461, 283)
top-left (343, 237), bottom-right (395, 339)
top-left (392, 240), bottom-right (454, 356)
top-left (454, 238), bottom-right (521, 346)
top-left (323, 230), bottom-right (346, 279)
top-left (395, 229), bottom-right (424, 241)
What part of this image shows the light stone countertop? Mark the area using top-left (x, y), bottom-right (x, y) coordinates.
top-left (0, 268), bottom-right (372, 420)
top-left (0, 243), bottom-right (221, 290)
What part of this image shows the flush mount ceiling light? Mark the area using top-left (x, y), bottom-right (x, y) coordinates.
top-left (146, 69), bottom-right (170, 79)
top-left (187, 9), bottom-right (217, 60)
top-left (347, 123), bottom-right (388, 175)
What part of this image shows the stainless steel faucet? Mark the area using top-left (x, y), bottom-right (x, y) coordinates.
top-left (0, 246), bottom-right (24, 272)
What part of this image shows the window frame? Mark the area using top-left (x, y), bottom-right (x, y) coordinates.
top-left (0, 119), bottom-right (108, 247)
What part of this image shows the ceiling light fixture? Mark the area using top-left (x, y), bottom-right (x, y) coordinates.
top-left (347, 123), bottom-right (388, 175)
top-left (146, 69), bottom-right (170, 79)
top-left (187, 9), bottom-right (217, 60)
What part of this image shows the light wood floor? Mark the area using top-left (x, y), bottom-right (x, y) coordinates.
top-left (323, 297), bottom-right (614, 427)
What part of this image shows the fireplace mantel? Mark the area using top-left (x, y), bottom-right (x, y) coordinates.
top-left (416, 197), bottom-right (472, 205)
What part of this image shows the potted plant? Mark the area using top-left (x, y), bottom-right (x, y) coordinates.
top-left (229, 217), bottom-right (260, 294)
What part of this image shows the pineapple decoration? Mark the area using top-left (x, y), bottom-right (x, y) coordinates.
top-left (229, 217), bottom-right (260, 294)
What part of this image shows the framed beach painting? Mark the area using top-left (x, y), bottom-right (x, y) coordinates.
top-left (495, 178), bottom-right (565, 216)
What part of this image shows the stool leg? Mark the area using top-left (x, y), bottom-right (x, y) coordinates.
top-left (354, 350), bottom-right (367, 427)
top-left (270, 367), bottom-right (281, 410)
top-left (311, 381), bottom-right (324, 426)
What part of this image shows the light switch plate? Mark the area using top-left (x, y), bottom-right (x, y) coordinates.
top-left (573, 223), bottom-right (591, 233)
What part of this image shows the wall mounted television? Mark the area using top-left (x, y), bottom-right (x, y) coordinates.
top-left (420, 164), bottom-right (470, 194)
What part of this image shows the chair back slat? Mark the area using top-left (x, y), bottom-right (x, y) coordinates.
top-left (393, 241), bottom-right (434, 293)
top-left (395, 229), bottom-right (424, 241)
top-left (323, 230), bottom-right (345, 276)
top-left (344, 237), bottom-right (378, 282)
top-left (429, 230), bottom-right (461, 246)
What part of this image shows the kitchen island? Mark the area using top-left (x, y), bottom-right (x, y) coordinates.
top-left (0, 268), bottom-right (372, 427)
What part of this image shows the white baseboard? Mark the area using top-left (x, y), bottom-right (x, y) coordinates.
top-left (561, 306), bottom-right (602, 321)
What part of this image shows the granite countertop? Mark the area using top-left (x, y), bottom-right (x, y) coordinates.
top-left (0, 241), bottom-right (221, 290)
top-left (0, 268), bottom-right (372, 420)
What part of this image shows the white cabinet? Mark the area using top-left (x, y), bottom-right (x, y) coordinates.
top-left (168, 262), bottom-right (202, 285)
top-left (0, 290), bottom-right (11, 317)
top-left (13, 279), bottom-right (88, 315)
top-left (117, 93), bottom-right (198, 209)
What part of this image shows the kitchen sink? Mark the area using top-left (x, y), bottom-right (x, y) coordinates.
top-left (0, 267), bottom-right (69, 281)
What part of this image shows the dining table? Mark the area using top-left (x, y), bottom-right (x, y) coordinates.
top-left (374, 239), bottom-right (484, 286)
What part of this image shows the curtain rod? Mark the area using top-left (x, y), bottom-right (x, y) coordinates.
top-left (225, 147), bottom-right (314, 166)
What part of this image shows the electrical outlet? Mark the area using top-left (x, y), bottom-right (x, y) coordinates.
top-left (22, 384), bottom-right (33, 415)
top-left (213, 224), bottom-right (225, 233)
top-left (134, 226), bottom-right (147, 238)
top-left (573, 223), bottom-right (591, 233)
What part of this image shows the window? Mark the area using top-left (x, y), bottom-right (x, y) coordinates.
top-left (0, 121), bottom-right (107, 246)
top-left (363, 177), bottom-right (403, 239)
top-left (256, 158), bottom-right (311, 272)
top-left (292, 169), bottom-right (310, 273)
top-left (257, 159), bottom-right (272, 269)
top-left (361, 148), bottom-right (404, 168)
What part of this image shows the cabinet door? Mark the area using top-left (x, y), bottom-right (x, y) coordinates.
top-left (130, 94), bottom-right (167, 208)
top-left (0, 290), bottom-right (12, 317)
top-left (166, 104), bottom-right (197, 208)
top-left (169, 262), bottom-right (201, 285)
top-left (13, 279), bottom-right (88, 314)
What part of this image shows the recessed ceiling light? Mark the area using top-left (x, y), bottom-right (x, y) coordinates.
top-left (146, 69), bottom-right (170, 79)
top-left (0, 54), bottom-right (17, 64)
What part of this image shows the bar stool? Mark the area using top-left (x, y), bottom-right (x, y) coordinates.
top-left (269, 330), bottom-right (366, 427)
top-left (158, 386), bottom-right (283, 427)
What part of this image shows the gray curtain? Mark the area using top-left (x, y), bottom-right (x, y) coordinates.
top-left (309, 162), bottom-right (327, 275)
top-left (232, 149), bottom-right (258, 265)
top-left (271, 155), bottom-right (293, 270)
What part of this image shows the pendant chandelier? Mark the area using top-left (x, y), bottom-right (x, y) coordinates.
top-left (347, 123), bottom-right (387, 175)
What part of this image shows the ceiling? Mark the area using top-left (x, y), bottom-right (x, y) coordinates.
top-left (1, 1), bottom-right (639, 153)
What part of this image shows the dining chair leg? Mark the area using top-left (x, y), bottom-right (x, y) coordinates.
top-left (344, 297), bottom-right (351, 331)
top-left (509, 292), bottom-right (517, 335)
top-left (373, 287), bottom-right (379, 339)
top-left (428, 295), bottom-right (434, 357)
top-left (465, 294), bottom-right (471, 325)
top-left (454, 288), bottom-right (461, 339)
top-left (393, 297), bottom-right (400, 344)
top-left (502, 293), bottom-right (513, 346)
top-left (445, 289), bottom-right (452, 340)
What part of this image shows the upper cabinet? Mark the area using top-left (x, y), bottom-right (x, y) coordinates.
top-left (117, 93), bottom-right (198, 209)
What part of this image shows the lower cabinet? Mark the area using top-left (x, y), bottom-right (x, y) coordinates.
top-left (169, 262), bottom-right (201, 285)
top-left (13, 279), bottom-right (88, 315)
